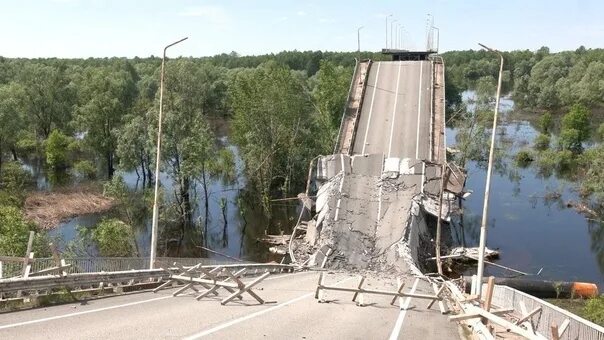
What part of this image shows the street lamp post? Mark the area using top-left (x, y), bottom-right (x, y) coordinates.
top-left (357, 26), bottom-right (364, 58)
top-left (432, 26), bottom-right (440, 52)
top-left (475, 42), bottom-right (504, 296)
top-left (399, 26), bottom-right (404, 49)
top-left (390, 19), bottom-right (398, 50)
top-left (149, 36), bottom-right (188, 269)
top-left (385, 14), bottom-right (392, 49)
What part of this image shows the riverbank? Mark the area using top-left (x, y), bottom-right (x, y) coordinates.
top-left (24, 186), bottom-right (114, 229)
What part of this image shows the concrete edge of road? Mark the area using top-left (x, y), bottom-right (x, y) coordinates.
top-left (0, 269), bottom-right (313, 315)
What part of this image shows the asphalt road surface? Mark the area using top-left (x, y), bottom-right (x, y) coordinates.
top-left (353, 61), bottom-right (432, 161)
top-left (0, 272), bottom-right (459, 339)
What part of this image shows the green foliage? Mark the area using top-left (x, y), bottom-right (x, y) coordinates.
top-left (583, 295), bottom-right (604, 326)
top-left (45, 130), bottom-right (72, 169)
top-left (0, 83), bottom-right (26, 156)
top-left (311, 60), bottom-right (353, 149)
top-left (230, 61), bottom-right (319, 212)
top-left (598, 123), bottom-right (604, 142)
top-left (73, 160), bottom-right (96, 179)
top-left (0, 161), bottom-right (33, 207)
top-left (539, 112), bottom-right (554, 133)
top-left (91, 218), bottom-right (137, 257)
top-left (442, 47), bottom-right (604, 110)
top-left (0, 206), bottom-right (48, 257)
top-left (579, 146), bottom-right (604, 198)
top-left (561, 104), bottom-right (591, 142)
top-left (533, 133), bottom-right (551, 151)
top-left (514, 150), bottom-right (534, 167)
top-left (558, 128), bottom-right (583, 152)
top-left (75, 62), bottom-right (137, 178)
top-left (16, 63), bottom-right (76, 139)
top-left (536, 149), bottom-right (576, 177)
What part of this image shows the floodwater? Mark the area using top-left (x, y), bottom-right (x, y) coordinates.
top-left (40, 120), bottom-right (298, 262)
top-left (447, 94), bottom-right (604, 288)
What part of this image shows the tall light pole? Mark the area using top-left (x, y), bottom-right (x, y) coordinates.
top-left (432, 26), bottom-right (440, 52)
top-left (475, 42), bottom-right (504, 296)
top-left (399, 26), bottom-right (404, 49)
top-left (150, 36), bottom-right (188, 269)
top-left (385, 14), bottom-right (392, 48)
top-left (357, 25), bottom-right (364, 58)
top-left (390, 19), bottom-right (398, 50)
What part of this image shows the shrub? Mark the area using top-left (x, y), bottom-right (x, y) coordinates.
top-left (73, 160), bottom-right (96, 179)
top-left (539, 111), bottom-right (554, 133)
top-left (92, 218), bottom-right (137, 257)
top-left (597, 123), bottom-right (604, 142)
top-left (0, 206), bottom-right (31, 255)
top-left (583, 295), bottom-right (604, 326)
top-left (559, 128), bottom-right (582, 152)
top-left (0, 161), bottom-right (33, 207)
top-left (533, 133), bottom-right (551, 151)
top-left (514, 150), bottom-right (534, 167)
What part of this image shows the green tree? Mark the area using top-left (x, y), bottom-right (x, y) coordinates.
top-left (230, 61), bottom-right (318, 213)
top-left (0, 83), bottom-right (26, 166)
top-left (16, 63), bottom-right (75, 139)
top-left (561, 104), bottom-right (591, 145)
top-left (539, 112), bottom-right (554, 133)
top-left (75, 63), bottom-right (137, 178)
top-left (92, 218), bottom-right (137, 257)
top-left (0, 206), bottom-right (48, 257)
top-left (154, 60), bottom-right (229, 233)
top-left (45, 129), bottom-right (72, 169)
top-left (311, 60), bottom-right (352, 152)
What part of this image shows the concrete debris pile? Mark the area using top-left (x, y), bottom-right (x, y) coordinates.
top-left (290, 154), bottom-right (437, 276)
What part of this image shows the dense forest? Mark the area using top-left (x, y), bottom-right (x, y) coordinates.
top-left (0, 46), bottom-right (602, 258)
top-left (442, 46), bottom-right (604, 110)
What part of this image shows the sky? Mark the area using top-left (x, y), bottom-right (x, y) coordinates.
top-left (1, 0), bottom-right (602, 58)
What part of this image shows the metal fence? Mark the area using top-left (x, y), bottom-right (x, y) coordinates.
top-left (485, 284), bottom-right (604, 340)
top-left (0, 257), bottom-right (243, 279)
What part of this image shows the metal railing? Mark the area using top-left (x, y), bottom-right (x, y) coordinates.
top-left (485, 284), bottom-right (604, 340)
top-left (333, 58), bottom-right (360, 154)
top-left (0, 257), bottom-right (239, 279)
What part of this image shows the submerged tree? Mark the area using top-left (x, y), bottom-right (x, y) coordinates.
top-left (75, 62), bottom-right (137, 178)
top-left (152, 60), bottom-right (231, 240)
top-left (230, 61), bottom-right (319, 214)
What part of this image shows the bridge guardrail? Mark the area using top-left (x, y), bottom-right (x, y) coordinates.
top-left (333, 58), bottom-right (360, 154)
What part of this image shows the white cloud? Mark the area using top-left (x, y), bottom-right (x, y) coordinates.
top-left (178, 5), bottom-right (231, 25)
top-left (297, 11), bottom-right (306, 16)
top-left (274, 16), bottom-right (288, 23)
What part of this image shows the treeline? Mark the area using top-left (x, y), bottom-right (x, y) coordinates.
top-left (0, 52), bottom-right (355, 256)
top-left (443, 46), bottom-right (604, 110)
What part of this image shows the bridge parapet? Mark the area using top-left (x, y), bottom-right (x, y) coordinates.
top-left (334, 60), bottom-right (371, 155)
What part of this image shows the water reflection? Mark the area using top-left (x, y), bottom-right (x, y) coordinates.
top-left (26, 123), bottom-right (298, 263)
top-left (448, 104), bottom-right (604, 287)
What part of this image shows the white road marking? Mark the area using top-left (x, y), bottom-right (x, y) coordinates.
top-left (361, 62), bottom-right (382, 154)
top-left (0, 271), bottom-right (312, 331)
top-left (0, 296), bottom-right (173, 331)
top-left (415, 61), bottom-right (424, 160)
top-left (387, 61), bottom-right (403, 158)
top-left (184, 276), bottom-right (355, 339)
top-left (388, 278), bottom-right (419, 340)
top-left (377, 153), bottom-right (386, 223)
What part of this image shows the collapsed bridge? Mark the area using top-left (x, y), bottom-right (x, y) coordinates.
top-left (293, 51), bottom-right (465, 273)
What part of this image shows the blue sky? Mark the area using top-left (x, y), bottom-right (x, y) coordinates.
top-left (1, 0), bottom-right (602, 58)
